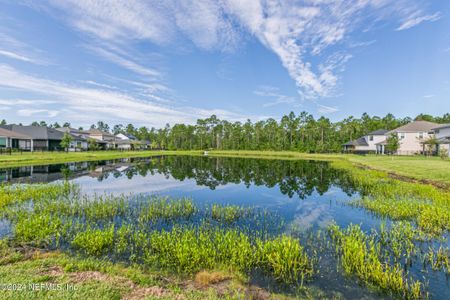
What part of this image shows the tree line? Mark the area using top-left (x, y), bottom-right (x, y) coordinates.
top-left (2, 112), bottom-right (449, 153)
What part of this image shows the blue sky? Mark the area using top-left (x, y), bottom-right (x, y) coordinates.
top-left (0, 0), bottom-right (449, 127)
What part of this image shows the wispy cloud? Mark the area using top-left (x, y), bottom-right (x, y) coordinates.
top-left (0, 50), bottom-right (35, 63)
top-left (35, 0), bottom-right (439, 102)
top-left (0, 64), bottom-right (251, 126)
top-left (396, 12), bottom-right (440, 31)
top-left (9, 0), bottom-right (440, 114)
top-left (254, 85), bottom-right (296, 108)
top-left (0, 32), bottom-right (48, 65)
top-left (84, 44), bottom-right (161, 78)
top-left (317, 104), bottom-right (339, 114)
top-left (423, 94), bottom-right (435, 99)
top-left (17, 109), bottom-right (60, 118)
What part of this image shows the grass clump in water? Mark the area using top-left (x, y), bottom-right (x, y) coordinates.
top-left (1, 183), bottom-right (314, 287)
top-left (138, 197), bottom-right (197, 223)
top-left (328, 223), bottom-right (425, 299)
top-left (210, 204), bottom-right (252, 224)
top-left (71, 224), bottom-right (115, 256)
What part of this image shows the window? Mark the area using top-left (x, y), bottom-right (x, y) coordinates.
top-left (399, 132), bottom-right (405, 139)
top-left (369, 135), bottom-right (373, 141)
top-left (0, 137), bottom-right (6, 147)
top-left (418, 132), bottom-right (424, 139)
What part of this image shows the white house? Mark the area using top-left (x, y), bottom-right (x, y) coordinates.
top-left (386, 120), bottom-right (438, 155)
top-left (432, 124), bottom-right (450, 157)
top-left (115, 133), bottom-right (137, 141)
top-left (343, 129), bottom-right (388, 154)
top-left (56, 127), bottom-right (88, 151)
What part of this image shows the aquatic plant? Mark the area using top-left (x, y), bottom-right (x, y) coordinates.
top-left (138, 197), bottom-right (197, 223)
top-left (210, 204), bottom-right (252, 224)
top-left (71, 224), bottom-right (115, 256)
top-left (328, 223), bottom-right (425, 299)
top-left (14, 212), bottom-right (62, 244)
top-left (258, 235), bottom-right (314, 284)
top-left (333, 159), bottom-right (450, 235)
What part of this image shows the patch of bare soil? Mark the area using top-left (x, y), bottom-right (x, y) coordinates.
top-left (123, 286), bottom-right (175, 300)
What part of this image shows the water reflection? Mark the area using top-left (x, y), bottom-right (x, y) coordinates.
top-left (0, 156), bottom-right (358, 200)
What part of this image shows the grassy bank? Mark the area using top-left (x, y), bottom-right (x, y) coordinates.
top-left (0, 150), bottom-right (448, 186)
top-left (0, 243), bottom-right (303, 300)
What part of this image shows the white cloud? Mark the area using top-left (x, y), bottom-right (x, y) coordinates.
top-left (0, 50), bottom-right (34, 63)
top-left (254, 85), bottom-right (296, 107)
top-left (317, 104), bottom-right (339, 114)
top-left (0, 64), bottom-right (252, 126)
top-left (396, 12), bottom-right (440, 31)
top-left (423, 94), bottom-right (435, 99)
top-left (0, 32), bottom-right (48, 65)
top-left (84, 44), bottom-right (161, 78)
top-left (22, 1), bottom-right (443, 102)
top-left (17, 109), bottom-right (60, 118)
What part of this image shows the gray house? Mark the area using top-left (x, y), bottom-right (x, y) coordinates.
top-left (0, 125), bottom-right (64, 151)
top-left (0, 127), bottom-right (32, 150)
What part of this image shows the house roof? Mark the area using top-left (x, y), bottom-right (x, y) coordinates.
top-left (432, 123), bottom-right (450, 130)
top-left (56, 128), bottom-right (89, 141)
top-left (388, 121), bottom-right (438, 133)
top-left (343, 137), bottom-right (368, 146)
top-left (85, 129), bottom-right (115, 137)
top-left (436, 137), bottom-right (450, 144)
top-left (0, 127), bottom-right (32, 140)
top-left (367, 129), bottom-right (388, 135)
top-left (0, 125), bottom-right (64, 140)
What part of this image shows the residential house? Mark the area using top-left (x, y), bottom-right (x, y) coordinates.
top-left (0, 125), bottom-right (64, 151)
top-left (431, 124), bottom-right (450, 157)
top-left (386, 120), bottom-right (438, 155)
top-left (115, 133), bottom-right (139, 150)
top-left (0, 127), bottom-right (32, 150)
top-left (56, 127), bottom-right (89, 151)
top-left (85, 129), bottom-right (116, 149)
top-left (115, 133), bottom-right (137, 141)
top-left (343, 129), bottom-right (388, 154)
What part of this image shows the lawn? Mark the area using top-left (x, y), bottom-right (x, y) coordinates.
top-left (346, 155), bottom-right (450, 185)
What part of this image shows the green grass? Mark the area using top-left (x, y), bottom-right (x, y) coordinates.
top-left (2, 184), bottom-right (314, 289)
top-left (328, 223), bottom-right (425, 299)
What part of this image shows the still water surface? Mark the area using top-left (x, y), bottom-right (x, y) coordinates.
top-left (0, 155), bottom-right (448, 298)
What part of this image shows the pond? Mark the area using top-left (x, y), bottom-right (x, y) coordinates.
top-left (0, 155), bottom-right (448, 299)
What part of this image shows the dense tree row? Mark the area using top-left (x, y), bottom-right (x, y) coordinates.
top-left (4, 111), bottom-right (449, 153)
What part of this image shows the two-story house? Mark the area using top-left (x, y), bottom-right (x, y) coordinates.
top-left (386, 120), bottom-right (438, 155)
top-left (432, 124), bottom-right (450, 157)
top-left (343, 129), bottom-right (388, 154)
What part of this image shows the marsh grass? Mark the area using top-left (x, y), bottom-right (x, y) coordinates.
top-left (210, 204), bottom-right (252, 224)
top-left (328, 223), bottom-right (425, 299)
top-left (331, 160), bottom-right (450, 235)
top-left (1, 183), bottom-right (314, 287)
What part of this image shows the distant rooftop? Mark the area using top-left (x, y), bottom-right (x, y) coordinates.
top-left (343, 137), bottom-right (368, 146)
top-left (388, 120), bottom-right (438, 133)
top-left (367, 129), bottom-right (388, 135)
top-left (0, 124), bottom-right (64, 140)
top-left (432, 123), bottom-right (450, 130)
top-left (0, 127), bottom-right (32, 139)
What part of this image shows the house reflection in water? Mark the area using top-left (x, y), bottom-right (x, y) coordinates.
top-left (0, 157), bottom-right (156, 184)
